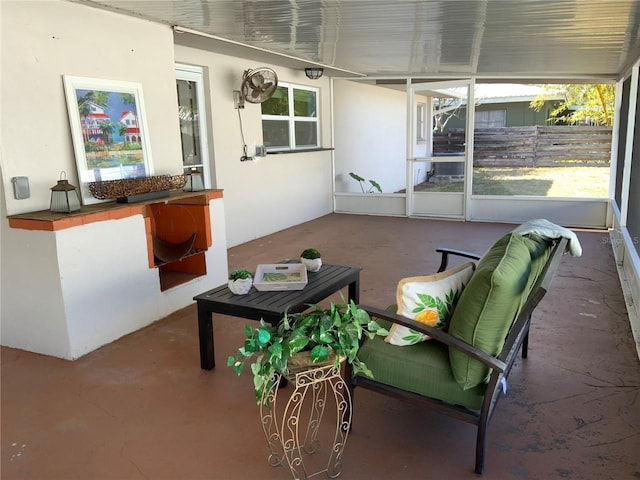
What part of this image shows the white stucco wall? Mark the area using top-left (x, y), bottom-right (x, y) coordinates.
top-left (56, 215), bottom-right (159, 357)
top-left (333, 80), bottom-right (407, 194)
top-left (174, 45), bottom-right (334, 247)
top-left (1, 0), bottom-right (182, 216)
top-left (0, 1), bottom-right (228, 359)
top-left (0, 202), bottom-right (72, 357)
top-left (0, 188), bottom-right (228, 359)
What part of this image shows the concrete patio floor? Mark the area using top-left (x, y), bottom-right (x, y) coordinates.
top-left (2, 213), bottom-right (639, 480)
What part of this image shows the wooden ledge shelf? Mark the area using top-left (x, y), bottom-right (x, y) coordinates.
top-left (7, 189), bottom-right (224, 293)
top-left (7, 189), bottom-right (223, 232)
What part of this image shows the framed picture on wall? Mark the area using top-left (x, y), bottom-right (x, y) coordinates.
top-left (63, 75), bottom-right (154, 204)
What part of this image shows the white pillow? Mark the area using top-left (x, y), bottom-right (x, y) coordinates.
top-left (384, 262), bottom-right (475, 346)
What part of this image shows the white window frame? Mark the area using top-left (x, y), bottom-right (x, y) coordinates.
top-left (175, 64), bottom-right (211, 188)
top-left (262, 82), bottom-right (319, 152)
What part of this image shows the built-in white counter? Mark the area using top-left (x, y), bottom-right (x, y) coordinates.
top-left (4, 190), bottom-right (228, 360)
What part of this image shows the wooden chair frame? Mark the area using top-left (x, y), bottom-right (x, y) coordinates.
top-left (346, 237), bottom-right (568, 474)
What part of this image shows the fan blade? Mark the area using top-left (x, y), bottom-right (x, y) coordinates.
top-left (250, 74), bottom-right (265, 89)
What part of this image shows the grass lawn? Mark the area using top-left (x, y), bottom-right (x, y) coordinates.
top-left (413, 166), bottom-right (610, 197)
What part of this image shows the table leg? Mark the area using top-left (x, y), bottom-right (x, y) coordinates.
top-left (348, 277), bottom-right (360, 304)
top-left (344, 274), bottom-right (359, 429)
top-left (197, 302), bottom-right (215, 369)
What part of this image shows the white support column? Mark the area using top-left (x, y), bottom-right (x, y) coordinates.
top-left (620, 63), bottom-right (639, 227)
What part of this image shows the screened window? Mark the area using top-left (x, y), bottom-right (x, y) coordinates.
top-left (261, 83), bottom-right (318, 151)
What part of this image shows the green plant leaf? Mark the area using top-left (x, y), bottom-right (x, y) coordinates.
top-left (367, 320), bottom-right (387, 334)
top-left (229, 269), bottom-right (253, 280)
top-left (244, 337), bottom-right (258, 353)
top-left (353, 306), bottom-right (371, 325)
top-left (253, 369), bottom-right (266, 391)
top-left (310, 344), bottom-right (329, 363)
top-left (300, 248), bottom-right (321, 259)
top-left (282, 313), bottom-right (291, 330)
top-left (257, 328), bottom-right (271, 345)
top-left (297, 315), bottom-right (317, 331)
top-left (349, 172), bottom-right (365, 182)
top-left (287, 342), bottom-right (307, 357)
top-left (352, 359), bottom-right (374, 378)
top-left (346, 345), bottom-right (359, 363)
top-left (342, 322), bottom-right (359, 346)
top-left (369, 180), bottom-right (382, 193)
top-left (267, 342), bottom-right (282, 359)
top-left (319, 313), bottom-right (333, 332)
top-left (271, 354), bottom-right (287, 372)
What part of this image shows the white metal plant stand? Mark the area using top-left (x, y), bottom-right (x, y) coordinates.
top-left (260, 362), bottom-right (352, 480)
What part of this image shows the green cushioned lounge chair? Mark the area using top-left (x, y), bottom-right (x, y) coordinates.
top-left (346, 234), bottom-right (568, 475)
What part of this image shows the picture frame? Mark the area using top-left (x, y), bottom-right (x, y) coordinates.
top-left (63, 75), bottom-right (154, 204)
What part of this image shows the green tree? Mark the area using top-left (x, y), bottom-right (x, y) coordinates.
top-left (118, 123), bottom-right (127, 139)
top-left (120, 93), bottom-right (135, 106)
top-left (99, 121), bottom-right (115, 147)
top-left (530, 84), bottom-right (615, 127)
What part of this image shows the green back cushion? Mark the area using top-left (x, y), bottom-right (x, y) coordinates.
top-left (520, 234), bottom-right (553, 310)
top-left (448, 232), bottom-right (534, 390)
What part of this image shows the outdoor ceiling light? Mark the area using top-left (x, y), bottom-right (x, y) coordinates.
top-left (305, 67), bottom-right (324, 80)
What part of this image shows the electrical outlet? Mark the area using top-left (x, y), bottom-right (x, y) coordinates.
top-left (11, 176), bottom-right (30, 199)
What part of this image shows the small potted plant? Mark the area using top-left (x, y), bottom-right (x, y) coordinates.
top-left (228, 269), bottom-right (253, 295)
top-left (227, 299), bottom-right (389, 405)
top-left (300, 248), bottom-right (322, 272)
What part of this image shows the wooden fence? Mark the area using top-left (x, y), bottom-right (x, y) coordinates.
top-left (433, 125), bottom-right (612, 167)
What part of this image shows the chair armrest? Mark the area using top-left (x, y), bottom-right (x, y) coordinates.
top-left (436, 248), bottom-right (482, 272)
top-left (361, 304), bottom-right (506, 373)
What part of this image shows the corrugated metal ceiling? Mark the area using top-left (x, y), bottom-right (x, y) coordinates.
top-left (72, 0), bottom-right (640, 80)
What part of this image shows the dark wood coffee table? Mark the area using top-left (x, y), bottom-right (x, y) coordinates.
top-left (193, 263), bottom-right (361, 369)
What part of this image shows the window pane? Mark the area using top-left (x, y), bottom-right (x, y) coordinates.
top-left (293, 89), bottom-right (317, 117)
top-left (176, 79), bottom-right (201, 166)
top-left (261, 86), bottom-right (289, 115)
top-left (475, 110), bottom-right (506, 128)
top-left (416, 103), bottom-right (426, 141)
top-left (263, 119), bottom-right (290, 149)
top-left (294, 121), bottom-right (318, 148)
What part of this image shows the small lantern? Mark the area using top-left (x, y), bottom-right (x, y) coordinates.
top-left (50, 172), bottom-right (81, 213)
top-left (183, 168), bottom-right (204, 192)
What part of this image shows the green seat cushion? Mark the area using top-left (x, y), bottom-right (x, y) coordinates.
top-left (448, 232), bottom-right (533, 390)
top-left (356, 327), bottom-right (486, 411)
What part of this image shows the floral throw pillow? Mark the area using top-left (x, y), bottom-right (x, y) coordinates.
top-left (384, 262), bottom-right (475, 346)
